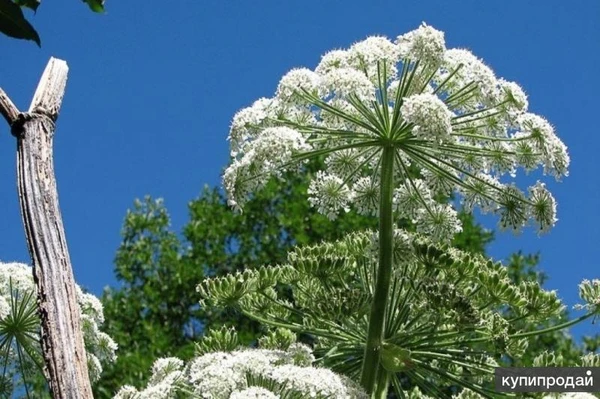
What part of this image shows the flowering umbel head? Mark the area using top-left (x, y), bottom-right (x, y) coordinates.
top-left (0, 262), bottom-right (117, 386)
top-left (224, 22), bottom-right (569, 239)
top-left (574, 279), bottom-right (600, 313)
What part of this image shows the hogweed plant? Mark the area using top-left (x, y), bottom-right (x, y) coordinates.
top-left (114, 331), bottom-right (368, 398)
top-left (0, 262), bottom-right (117, 397)
top-left (216, 23), bottom-right (584, 397)
top-left (198, 230), bottom-right (600, 398)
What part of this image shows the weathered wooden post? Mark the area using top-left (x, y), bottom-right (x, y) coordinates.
top-left (0, 58), bottom-right (93, 398)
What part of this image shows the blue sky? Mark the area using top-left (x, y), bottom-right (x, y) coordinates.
top-left (0, 1), bottom-right (598, 340)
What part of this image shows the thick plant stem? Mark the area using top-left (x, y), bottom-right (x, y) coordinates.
top-left (374, 369), bottom-right (390, 399)
top-left (360, 145), bottom-right (395, 395)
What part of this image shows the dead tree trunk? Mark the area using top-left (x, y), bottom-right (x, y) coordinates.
top-left (0, 58), bottom-right (93, 398)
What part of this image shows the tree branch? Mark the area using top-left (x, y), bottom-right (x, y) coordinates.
top-left (2, 57), bottom-right (93, 398)
top-left (28, 57), bottom-right (68, 119)
top-left (0, 88), bottom-right (20, 126)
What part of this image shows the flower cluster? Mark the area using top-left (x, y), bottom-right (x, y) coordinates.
top-left (574, 279), bottom-right (600, 312)
top-left (223, 22), bottom-right (568, 239)
top-left (0, 262), bottom-right (117, 382)
top-left (114, 344), bottom-right (367, 398)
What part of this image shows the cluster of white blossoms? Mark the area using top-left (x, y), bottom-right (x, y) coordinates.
top-left (0, 262), bottom-right (117, 382)
top-left (114, 343), bottom-right (367, 398)
top-left (400, 93), bottom-right (454, 142)
top-left (224, 22), bottom-right (569, 240)
top-left (574, 279), bottom-right (600, 312)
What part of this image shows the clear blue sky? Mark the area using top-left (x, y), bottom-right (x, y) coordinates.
top-left (0, 1), bottom-right (598, 340)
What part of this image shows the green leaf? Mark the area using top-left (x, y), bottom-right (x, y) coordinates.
top-left (14, 0), bottom-right (40, 12)
top-left (0, 0), bottom-right (40, 46)
top-left (82, 0), bottom-right (104, 13)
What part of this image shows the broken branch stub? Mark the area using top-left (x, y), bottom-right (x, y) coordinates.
top-left (1, 58), bottom-right (93, 398)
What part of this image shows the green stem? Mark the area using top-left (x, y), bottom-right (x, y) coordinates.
top-left (360, 145), bottom-right (395, 394)
top-left (510, 312), bottom-right (597, 338)
top-left (241, 310), bottom-right (350, 342)
top-left (256, 291), bottom-right (361, 341)
top-left (373, 369), bottom-right (390, 399)
top-left (417, 312), bottom-right (598, 350)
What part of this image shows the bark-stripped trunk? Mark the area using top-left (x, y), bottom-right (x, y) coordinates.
top-left (0, 58), bottom-right (93, 398)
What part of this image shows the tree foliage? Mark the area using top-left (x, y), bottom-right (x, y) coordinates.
top-left (0, 0), bottom-right (104, 46)
top-left (95, 163), bottom-right (381, 396)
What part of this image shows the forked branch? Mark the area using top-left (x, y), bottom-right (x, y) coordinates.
top-left (0, 58), bottom-right (93, 398)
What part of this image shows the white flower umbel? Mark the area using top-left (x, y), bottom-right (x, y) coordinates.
top-left (0, 262), bottom-right (117, 384)
top-left (353, 176), bottom-right (380, 216)
top-left (348, 36), bottom-right (400, 82)
top-left (228, 97), bottom-right (281, 157)
top-left (394, 179), bottom-right (434, 221)
top-left (528, 181), bottom-right (557, 234)
top-left (460, 173), bottom-right (502, 213)
top-left (516, 112), bottom-right (570, 180)
top-left (307, 171), bottom-right (354, 220)
top-left (222, 23), bottom-right (569, 395)
top-left (396, 22), bottom-right (445, 66)
top-left (263, 364), bottom-right (353, 398)
top-left (114, 345), bottom-right (367, 399)
top-left (400, 93), bottom-right (453, 142)
top-left (276, 68), bottom-right (321, 104)
top-left (315, 49), bottom-right (351, 75)
top-left (224, 126), bottom-right (310, 210)
top-left (496, 79), bottom-right (528, 113)
top-left (321, 67), bottom-right (375, 101)
top-left (415, 202), bottom-right (462, 242)
top-left (574, 279), bottom-right (600, 312)
top-left (224, 23), bottom-right (567, 235)
top-left (148, 357), bottom-right (184, 386)
top-left (439, 48), bottom-right (497, 106)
